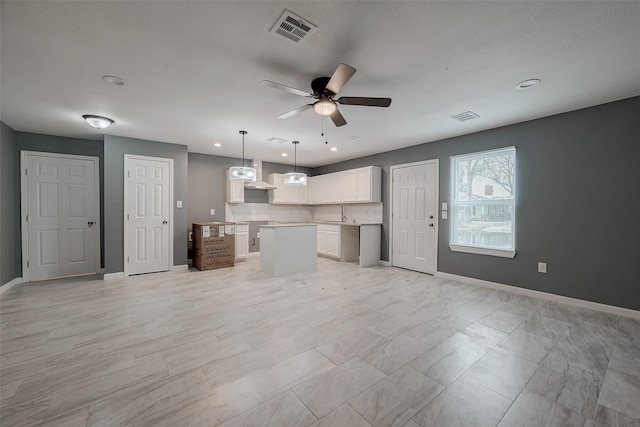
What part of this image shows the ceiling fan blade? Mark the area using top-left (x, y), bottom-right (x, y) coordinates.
top-left (278, 104), bottom-right (313, 119)
top-left (326, 63), bottom-right (357, 94)
top-left (329, 109), bottom-right (347, 127)
top-left (261, 80), bottom-right (313, 98)
top-left (337, 97), bottom-right (392, 107)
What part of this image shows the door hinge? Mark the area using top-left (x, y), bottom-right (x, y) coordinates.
top-left (26, 215), bottom-right (29, 222)
top-left (127, 171), bottom-right (130, 178)
top-left (127, 256), bottom-right (129, 263)
top-left (27, 261), bottom-right (30, 267)
top-left (127, 213), bottom-right (129, 220)
top-left (25, 168), bottom-right (28, 176)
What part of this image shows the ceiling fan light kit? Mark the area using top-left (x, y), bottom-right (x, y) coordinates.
top-left (229, 130), bottom-right (257, 182)
top-left (313, 97), bottom-right (337, 116)
top-left (261, 63), bottom-right (391, 127)
top-left (284, 140), bottom-right (307, 186)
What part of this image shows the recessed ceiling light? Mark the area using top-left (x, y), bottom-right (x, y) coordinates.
top-left (516, 79), bottom-right (541, 90)
top-left (82, 115), bottom-right (114, 129)
top-left (281, 153), bottom-right (288, 157)
top-left (267, 137), bottom-right (288, 144)
top-left (330, 147), bottom-right (338, 152)
top-left (102, 75), bottom-right (125, 86)
top-left (213, 143), bottom-right (222, 147)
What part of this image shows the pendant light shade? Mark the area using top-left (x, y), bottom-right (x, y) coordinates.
top-left (284, 140), bottom-right (307, 186)
top-left (229, 130), bottom-right (257, 182)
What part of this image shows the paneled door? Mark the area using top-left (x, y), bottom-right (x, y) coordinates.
top-left (391, 160), bottom-right (438, 274)
top-left (21, 151), bottom-right (100, 281)
top-left (124, 155), bottom-right (173, 276)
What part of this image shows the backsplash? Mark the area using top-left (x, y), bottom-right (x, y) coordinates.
top-left (226, 203), bottom-right (383, 224)
top-left (312, 203), bottom-right (383, 223)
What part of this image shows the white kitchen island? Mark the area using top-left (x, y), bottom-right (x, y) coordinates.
top-left (260, 224), bottom-right (317, 277)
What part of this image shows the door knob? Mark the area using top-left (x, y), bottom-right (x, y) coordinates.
top-left (163, 220), bottom-right (168, 224)
top-left (87, 221), bottom-right (94, 227)
top-left (429, 215), bottom-right (434, 219)
top-left (428, 223), bottom-right (434, 227)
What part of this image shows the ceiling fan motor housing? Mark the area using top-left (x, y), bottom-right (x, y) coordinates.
top-left (311, 76), bottom-right (333, 96)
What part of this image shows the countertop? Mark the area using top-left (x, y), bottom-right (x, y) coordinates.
top-left (260, 223), bottom-right (318, 229)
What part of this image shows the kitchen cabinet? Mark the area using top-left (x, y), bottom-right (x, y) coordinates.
top-left (316, 223), bottom-right (367, 263)
top-left (309, 173), bottom-right (342, 204)
top-left (317, 224), bottom-right (341, 259)
top-left (235, 223), bottom-right (249, 261)
top-left (226, 170), bottom-right (244, 203)
top-left (341, 166), bottom-right (381, 203)
top-left (308, 166), bottom-right (381, 204)
top-left (268, 173), bottom-right (309, 204)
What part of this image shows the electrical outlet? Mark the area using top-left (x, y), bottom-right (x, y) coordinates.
top-left (538, 262), bottom-right (547, 273)
top-left (210, 209), bottom-right (215, 215)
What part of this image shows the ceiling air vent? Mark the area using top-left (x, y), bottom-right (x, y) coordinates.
top-left (269, 10), bottom-right (317, 44)
top-left (451, 111), bottom-right (479, 122)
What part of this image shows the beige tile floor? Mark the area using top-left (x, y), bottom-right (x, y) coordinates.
top-left (1, 256), bottom-right (639, 426)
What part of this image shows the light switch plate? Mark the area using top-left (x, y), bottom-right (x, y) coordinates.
top-left (538, 262), bottom-right (547, 273)
top-left (442, 202), bottom-right (448, 211)
top-left (210, 209), bottom-right (215, 215)
top-left (176, 200), bottom-right (182, 208)
top-left (442, 211), bottom-right (448, 220)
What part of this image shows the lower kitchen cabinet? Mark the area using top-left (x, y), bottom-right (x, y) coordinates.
top-left (235, 223), bottom-right (249, 261)
top-left (317, 224), bottom-right (341, 259)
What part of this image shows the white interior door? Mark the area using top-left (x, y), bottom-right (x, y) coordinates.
top-left (22, 152), bottom-right (100, 281)
top-left (391, 160), bottom-right (438, 274)
top-left (125, 155), bottom-right (173, 276)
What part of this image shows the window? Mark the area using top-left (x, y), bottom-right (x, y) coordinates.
top-left (450, 147), bottom-right (516, 258)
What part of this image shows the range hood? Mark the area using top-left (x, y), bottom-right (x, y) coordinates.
top-left (244, 160), bottom-right (277, 190)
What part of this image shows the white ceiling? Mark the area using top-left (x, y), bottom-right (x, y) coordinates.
top-left (2, 1), bottom-right (639, 167)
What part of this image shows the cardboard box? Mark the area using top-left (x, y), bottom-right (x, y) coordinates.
top-left (192, 222), bottom-right (235, 271)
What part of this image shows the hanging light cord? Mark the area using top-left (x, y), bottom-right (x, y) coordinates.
top-left (240, 130), bottom-right (247, 167)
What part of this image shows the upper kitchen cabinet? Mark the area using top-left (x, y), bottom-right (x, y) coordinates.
top-left (226, 170), bottom-right (244, 203)
top-left (268, 173), bottom-right (309, 204)
top-left (341, 166), bottom-right (381, 203)
top-left (309, 166), bottom-right (381, 204)
top-left (308, 172), bottom-right (342, 204)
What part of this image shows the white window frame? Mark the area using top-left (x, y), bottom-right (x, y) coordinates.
top-left (450, 147), bottom-right (516, 258)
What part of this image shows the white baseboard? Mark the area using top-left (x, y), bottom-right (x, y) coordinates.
top-left (0, 277), bottom-right (25, 295)
top-left (436, 271), bottom-right (640, 320)
top-left (378, 260), bottom-right (391, 267)
top-left (103, 272), bottom-right (124, 280)
top-left (172, 264), bottom-right (188, 272)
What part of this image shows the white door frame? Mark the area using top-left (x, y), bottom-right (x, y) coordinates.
top-left (389, 159), bottom-right (439, 273)
top-left (20, 151), bottom-right (101, 282)
top-left (123, 154), bottom-right (174, 277)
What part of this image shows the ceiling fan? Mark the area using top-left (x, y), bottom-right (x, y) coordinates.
top-left (260, 63), bottom-right (392, 127)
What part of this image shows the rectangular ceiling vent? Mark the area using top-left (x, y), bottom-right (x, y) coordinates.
top-left (269, 10), bottom-right (317, 44)
top-left (451, 111), bottom-right (480, 122)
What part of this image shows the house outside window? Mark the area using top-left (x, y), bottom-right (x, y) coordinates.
top-left (450, 147), bottom-right (516, 258)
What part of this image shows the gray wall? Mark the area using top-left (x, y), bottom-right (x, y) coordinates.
top-left (104, 135), bottom-right (188, 273)
top-left (188, 152), bottom-right (312, 223)
top-left (314, 96), bottom-right (640, 311)
top-left (1, 122), bottom-right (20, 285)
top-left (15, 132), bottom-right (105, 268)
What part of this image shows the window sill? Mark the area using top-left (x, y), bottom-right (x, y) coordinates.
top-left (449, 244), bottom-right (516, 258)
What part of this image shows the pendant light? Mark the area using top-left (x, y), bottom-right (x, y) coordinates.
top-left (284, 141), bottom-right (307, 186)
top-left (229, 130), bottom-right (256, 182)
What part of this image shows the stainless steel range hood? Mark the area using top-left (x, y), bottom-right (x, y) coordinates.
top-left (244, 160), bottom-right (277, 190)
